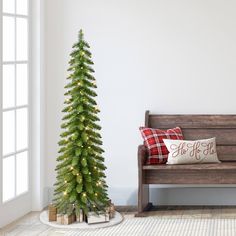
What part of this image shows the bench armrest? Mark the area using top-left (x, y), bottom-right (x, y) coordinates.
top-left (138, 145), bottom-right (148, 166)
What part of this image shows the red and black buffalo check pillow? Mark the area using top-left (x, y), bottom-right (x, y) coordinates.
top-left (139, 127), bottom-right (184, 164)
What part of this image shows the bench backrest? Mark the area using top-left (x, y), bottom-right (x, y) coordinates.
top-left (145, 111), bottom-right (236, 162)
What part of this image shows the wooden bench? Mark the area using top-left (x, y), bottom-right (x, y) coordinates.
top-left (137, 111), bottom-right (236, 216)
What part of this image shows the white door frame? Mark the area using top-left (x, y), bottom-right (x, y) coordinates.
top-left (0, 0), bottom-right (45, 227)
top-left (30, 0), bottom-right (45, 212)
top-left (0, 0), bottom-right (31, 227)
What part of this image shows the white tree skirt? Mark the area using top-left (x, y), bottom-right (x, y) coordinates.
top-left (40, 210), bottom-right (123, 229)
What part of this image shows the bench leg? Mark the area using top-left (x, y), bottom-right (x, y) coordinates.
top-left (135, 182), bottom-right (153, 217)
top-left (136, 145), bottom-right (153, 217)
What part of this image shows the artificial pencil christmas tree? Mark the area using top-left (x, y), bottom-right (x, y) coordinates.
top-left (53, 30), bottom-right (109, 218)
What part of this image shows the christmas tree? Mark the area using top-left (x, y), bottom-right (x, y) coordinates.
top-left (53, 30), bottom-right (109, 216)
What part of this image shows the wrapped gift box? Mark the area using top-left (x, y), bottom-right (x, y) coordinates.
top-left (105, 201), bottom-right (115, 219)
top-left (56, 214), bottom-right (76, 225)
top-left (64, 214), bottom-right (76, 225)
top-left (76, 209), bottom-right (84, 222)
top-left (86, 211), bottom-right (110, 224)
top-left (48, 204), bottom-right (57, 222)
top-left (109, 203), bottom-right (115, 218)
top-left (57, 214), bottom-right (64, 224)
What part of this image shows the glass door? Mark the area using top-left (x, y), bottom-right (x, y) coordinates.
top-left (0, 0), bottom-right (31, 227)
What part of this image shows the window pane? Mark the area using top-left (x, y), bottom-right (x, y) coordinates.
top-left (3, 16), bottom-right (15, 62)
top-left (3, 111), bottom-right (15, 155)
top-left (16, 64), bottom-right (28, 106)
top-left (3, 64), bottom-right (15, 109)
top-left (16, 151), bottom-right (28, 195)
top-left (3, 156), bottom-right (15, 202)
top-left (16, 0), bottom-right (28, 15)
top-left (16, 108), bottom-right (28, 150)
top-left (16, 18), bottom-right (28, 61)
top-left (3, 0), bottom-right (15, 14)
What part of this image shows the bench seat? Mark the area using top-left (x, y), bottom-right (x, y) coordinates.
top-left (143, 162), bottom-right (236, 184)
top-left (143, 162), bottom-right (236, 185)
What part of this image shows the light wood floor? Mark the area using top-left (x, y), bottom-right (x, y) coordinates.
top-left (1, 206), bottom-right (236, 236)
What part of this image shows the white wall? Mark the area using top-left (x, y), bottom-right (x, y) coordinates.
top-left (44, 0), bottom-right (236, 206)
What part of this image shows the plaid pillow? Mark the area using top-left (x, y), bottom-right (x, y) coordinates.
top-left (139, 127), bottom-right (184, 164)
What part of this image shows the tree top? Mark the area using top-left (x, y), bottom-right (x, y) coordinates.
top-left (79, 29), bottom-right (84, 41)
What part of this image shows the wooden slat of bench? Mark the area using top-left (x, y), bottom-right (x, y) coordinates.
top-left (143, 162), bottom-right (236, 170)
top-left (149, 114), bottom-right (236, 129)
top-left (217, 146), bottom-right (236, 161)
top-left (145, 169), bottom-right (236, 184)
top-left (182, 128), bottom-right (236, 145)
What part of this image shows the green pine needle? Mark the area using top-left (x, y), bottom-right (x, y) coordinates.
top-left (53, 30), bottom-right (109, 216)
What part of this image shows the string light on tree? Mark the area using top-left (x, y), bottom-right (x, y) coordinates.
top-left (53, 29), bottom-right (109, 217)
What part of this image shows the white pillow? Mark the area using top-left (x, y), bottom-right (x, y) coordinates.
top-left (163, 138), bottom-right (220, 165)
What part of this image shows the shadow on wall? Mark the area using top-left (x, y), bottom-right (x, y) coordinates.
top-left (44, 186), bottom-right (236, 207)
top-left (150, 187), bottom-right (236, 206)
top-left (45, 187), bottom-right (139, 206)
top-left (110, 187), bottom-right (236, 206)
top-left (108, 187), bottom-right (137, 206)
